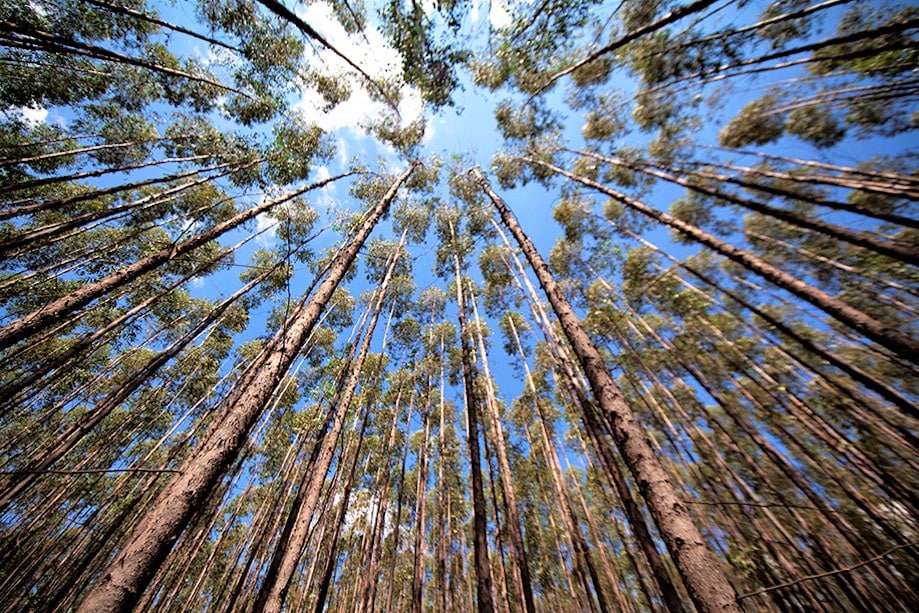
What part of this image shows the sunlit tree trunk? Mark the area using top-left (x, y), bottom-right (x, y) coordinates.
top-left (476, 170), bottom-right (740, 613)
top-left (75, 164), bottom-right (415, 613)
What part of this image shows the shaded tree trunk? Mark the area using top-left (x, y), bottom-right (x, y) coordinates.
top-left (450, 220), bottom-right (496, 613)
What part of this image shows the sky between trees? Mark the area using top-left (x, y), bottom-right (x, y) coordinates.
top-left (1, 0), bottom-right (917, 611)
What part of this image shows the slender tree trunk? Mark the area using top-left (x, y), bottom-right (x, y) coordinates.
top-left (0, 151), bottom-right (214, 197)
top-left (0, 270), bottom-right (265, 509)
top-left (74, 164), bottom-right (415, 613)
top-left (0, 171), bottom-right (354, 352)
top-left (385, 394), bottom-right (415, 613)
top-left (468, 286), bottom-right (536, 613)
top-left (436, 339), bottom-right (449, 613)
top-left (0, 158), bottom-right (245, 222)
top-left (536, 0), bottom-right (720, 93)
top-left (411, 412), bottom-right (431, 613)
top-left (0, 134), bottom-right (179, 168)
top-left (82, 0), bottom-right (242, 53)
top-left (475, 170), bottom-right (740, 613)
top-left (623, 310), bottom-right (883, 609)
top-left (359, 382), bottom-right (411, 612)
top-left (578, 149), bottom-right (919, 244)
top-left (606, 219), bottom-right (918, 418)
top-left (481, 429), bottom-right (512, 613)
top-left (313, 406), bottom-right (372, 613)
top-left (507, 314), bottom-right (608, 611)
top-left (450, 222), bottom-right (496, 613)
top-left (493, 200), bottom-right (688, 613)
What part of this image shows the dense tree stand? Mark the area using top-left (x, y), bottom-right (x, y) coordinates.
top-left (1, 1), bottom-right (916, 611)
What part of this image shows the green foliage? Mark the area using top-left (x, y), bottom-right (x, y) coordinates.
top-left (266, 120), bottom-right (332, 185)
top-left (2, 2), bottom-right (918, 612)
top-left (785, 105), bottom-right (845, 148)
top-left (719, 95), bottom-right (785, 148)
top-left (380, 0), bottom-right (469, 107)
top-left (811, 5), bottom-right (919, 78)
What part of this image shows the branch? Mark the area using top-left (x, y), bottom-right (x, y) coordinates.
top-left (254, 0), bottom-right (400, 113)
top-left (737, 542), bottom-right (919, 600)
top-left (82, 0), bottom-right (242, 53)
top-left (0, 23), bottom-right (256, 100)
top-left (533, 0), bottom-right (720, 96)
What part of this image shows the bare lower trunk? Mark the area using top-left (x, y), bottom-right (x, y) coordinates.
top-left (75, 164), bottom-right (415, 613)
top-left (476, 170), bottom-right (740, 613)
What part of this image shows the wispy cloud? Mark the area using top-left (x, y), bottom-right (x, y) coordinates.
top-left (293, 2), bottom-right (425, 136)
top-left (18, 106), bottom-right (48, 126)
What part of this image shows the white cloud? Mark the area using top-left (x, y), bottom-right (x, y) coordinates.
top-left (255, 211), bottom-right (279, 246)
top-left (315, 165), bottom-right (338, 205)
top-left (293, 2), bottom-right (426, 136)
top-left (19, 106), bottom-right (47, 126)
top-left (489, 0), bottom-right (512, 29)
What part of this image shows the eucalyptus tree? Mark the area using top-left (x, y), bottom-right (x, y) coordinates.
top-left (474, 169), bottom-right (741, 613)
top-left (464, 282), bottom-right (537, 613)
top-left (433, 202), bottom-right (496, 613)
top-left (76, 164), bottom-right (416, 612)
top-left (3, 0), bottom-right (918, 609)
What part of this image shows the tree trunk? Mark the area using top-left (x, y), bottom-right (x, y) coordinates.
top-left (468, 285), bottom-right (536, 613)
top-left (524, 158), bottom-right (919, 364)
top-left (0, 170), bottom-right (354, 352)
top-left (0, 268), bottom-right (266, 509)
top-left (74, 164), bottom-right (415, 613)
top-left (411, 412), bottom-right (431, 613)
top-left (358, 382), bottom-right (411, 613)
top-left (255, 219), bottom-right (410, 613)
top-left (450, 225), bottom-right (496, 613)
top-left (475, 170), bottom-right (741, 613)
top-left (313, 406), bottom-right (372, 613)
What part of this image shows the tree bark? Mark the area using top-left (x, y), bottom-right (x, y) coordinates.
top-left (450, 222), bottom-right (496, 613)
top-left (74, 164), bottom-right (415, 613)
top-left (475, 169), bottom-right (741, 613)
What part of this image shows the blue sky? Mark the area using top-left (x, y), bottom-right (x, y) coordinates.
top-left (9, 0), bottom-right (915, 473)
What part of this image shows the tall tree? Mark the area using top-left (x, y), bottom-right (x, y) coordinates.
top-left (75, 164), bottom-right (416, 612)
top-left (474, 169), bottom-right (741, 613)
